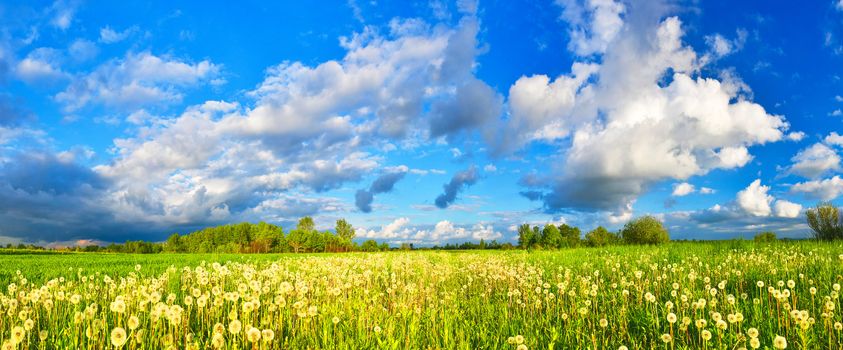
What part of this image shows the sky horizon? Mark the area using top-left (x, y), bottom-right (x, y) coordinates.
top-left (1, 0), bottom-right (843, 247)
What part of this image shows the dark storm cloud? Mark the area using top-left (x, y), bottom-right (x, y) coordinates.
top-left (435, 165), bottom-right (478, 209)
top-left (355, 169), bottom-right (408, 212)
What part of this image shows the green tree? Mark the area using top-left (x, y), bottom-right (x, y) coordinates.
top-left (753, 231), bottom-right (777, 242)
top-left (621, 216), bottom-right (670, 245)
top-left (164, 233), bottom-right (185, 252)
top-left (361, 239), bottom-right (380, 252)
top-left (286, 229), bottom-right (305, 253)
top-left (517, 224), bottom-right (535, 249)
top-left (557, 224), bottom-right (581, 247)
top-left (806, 202), bottom-right (843, 241)
top-left (297, 216), bottom-right (316, 233)
top-left (540, 224), bottom-right (563, 249)
top-left (585, 226), bottom-right (619, 247)
top-left (335, 219), bottom-right (355, 252)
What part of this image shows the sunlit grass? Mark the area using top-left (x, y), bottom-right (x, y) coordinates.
top-left (1, 242), bottom-right (841, 349)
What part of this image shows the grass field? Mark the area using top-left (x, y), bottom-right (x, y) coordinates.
top-left (2, 241), bottom-right (843, 349)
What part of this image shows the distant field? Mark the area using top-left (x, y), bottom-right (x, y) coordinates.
top-left (3, 241), bottom-right (843, 349)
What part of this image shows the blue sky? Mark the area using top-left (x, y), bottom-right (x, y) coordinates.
top-left (1, 0), bottom-right (843, 246)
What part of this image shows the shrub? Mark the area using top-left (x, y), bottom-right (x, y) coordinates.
top-left (621, 216), bottom-right (670, 245)
top-left (753, 231), bottom-right (777, 242)
top-left (806, 202), bottom-right (843, 241)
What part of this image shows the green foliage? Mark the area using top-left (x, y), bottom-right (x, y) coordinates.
top-left (557, 224), bottom-right (581, 248)
top-left (584, 226), bottom-right (619, 247)
top-left (753, 231), bottom-right (777, 242)
top-left (540, 224), bottom-right (563, 248)
top-left (517, 224), bottom-right (535, 249)
top-left (620, 216), bottom-right (670, 245)
top-left (806, 202), bottom-right (843, 241)
top-left (361, 239), bottom-right (380, 252)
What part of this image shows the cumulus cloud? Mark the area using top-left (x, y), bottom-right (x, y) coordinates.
top-left (56, 52), bottom-right (220, 112)
top-left (787, 143), bottom-right (841, 178)
top-left (15, 48), bottom-right (67, 84)
top-left (826, 132), bottom-right (843, 147)
top-left (0, 9), bottom-right (496, 244)
top-left (699, 187), bottom-right (715, 194)
top-left (671, 182), bottom-right (695, 196)
top-left (791, 176), bottom-right (843, 201)
top-left (556, 0), bottom-right (626, 56)
top-left (736, 179), bottom-right (773, 216)
top-left (773, 200), bottom-right (802, 218)
top-left (435, 166), bottom-right (478, 208)
top-left (355, 166), bottom-right (408, 212)
top-left (48, 0), bottom-right (78, 30)
top-left (506, 2), bottom-right (788, 219)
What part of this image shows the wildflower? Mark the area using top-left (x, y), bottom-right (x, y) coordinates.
top-left (10, 326), bottom-right (25, 345)
top-left (599, 318), bottom-right (608, 328)
top-left (747, 327), bottom-right (759, 338)
top-left (773, 335), bottom-right (787, 349)
top-left (701, 330), bottom-right (712, 341)
top-left (262, 329), bottom-right (275, 342)
top-left (246, 327), bottom-right (261, 342)
top-left (749, 337), bottom-right (760, 349)
top-left (110, 327), bottom-right (127, 347)
top-left (660, 334), bottom-right (672, 343)
top-left (374, 325), bottom-right (382, 334)
top-left (229, 320), bottom-right (242, 334)
top-left (333, 316), bottom-right (340, 325)
top-left (514, 335), bottom-right (525, 344)
top-left (128, 315), bottom-right (140, 330)
top-left (666, 312), bottom-right (677, 324)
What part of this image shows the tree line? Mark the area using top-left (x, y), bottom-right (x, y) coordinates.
top-left (5, 202), bottom-right (842, 253)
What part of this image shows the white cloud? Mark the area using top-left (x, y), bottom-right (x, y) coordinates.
top-left (514, 9), bottom-right (788, 217)
top-left (826, 132), bottom-right (843, 147)
top-left (48, 0), bottom-right (77, 30)
top-left (837, 0), bottom-right (843, 11)
top-left (773, 200), bottom-right (802, 218)
top-left (99, 26), bottom-right (138, 44)
top-left (736, 179), bottom-right (773, 216)
top-left (557, 0), bottom-right (626, 56)
top-left (786, 131), bottom-right (806, 142)
top-left (56, 52), bottom-right (220, 111)
top-left (788, 143), bottom-right (841, 178)
top-left (699, 187), bottom-right (715, 194)
top-left (15, 48), bottom-right (67, 84)
top-left (671, 182), bottom-right (695, 196)
top-left (483, 164), bottom-right (497, 172)
top-left (791, 176), bottom-right (843, 201)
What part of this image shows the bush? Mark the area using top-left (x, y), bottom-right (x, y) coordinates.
top-left (806, 202), bottom-right (843, 241)
top-left (621, 216), bottom-right (670, 245)
top-left (753, 231), bottom-right (777, 242)
top-left (585, 226), bottom-right (619, 247)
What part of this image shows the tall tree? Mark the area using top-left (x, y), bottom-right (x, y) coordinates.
top-left (540, 224), bottom-right (563, 249)
top-left (517, 224), bottom-right (534, 249)
top-left (297, 216), bottom-right (316, 233)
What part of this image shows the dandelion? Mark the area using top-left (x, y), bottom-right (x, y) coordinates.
top-left (515, 335), bottom-right (525, 344)
top-left (773, 335), bottom-right (787, 349)
top-left (262, 329), bottom-right (275, 341)
top-left (701, 330), bottom-right (712, 341)
top-left (747, 327), bottom-right (759, 338)
top-left (660, 334), bottom-right (672, 343)
top-left (333, 316), bottom-right (341, 325)
top-left (229, 319), bottom-right (242, 334)
top-left (666, 312), bottom-right (677, 324)
top-left (246, 327), bottom-right (261, 342)
top-left (599, 318), bottom-right (608, 328)
top-left (128, 315), bottom-right (140, 330)
top-left (38, 330), bottom-right (47, 341)
top-left (749, 338), bottom-right (760, 349)
top-left (10, 326), bottom-right (25, 345)
top-left (374, 325), bottom-right (382, 334)
top-left (110, 327), bottom-right (128, 347)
